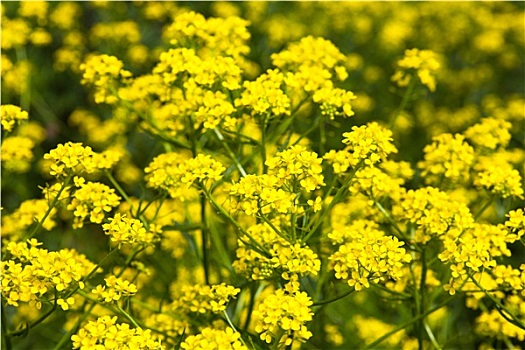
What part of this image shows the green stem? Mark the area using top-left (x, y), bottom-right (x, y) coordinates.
top-left (312, 287), bottom-right (355, 307)
top-left (214, 128), bottom-right (247, 177)
top-left (319, 119), bottom-right (326, 156)
top-left (259, 213), bottom-right (287, 242)
top-left (163, 223), bottom-right (203, 232)
top-left (424, 321), bottom-right (442, 350)
top-left (200, 194), bottom-right (210, 285)
top-left (16, 47), bottom-right (31, 111)
top-left (418, 248), bottom-right (428, 350)
top-left (242, 283), bottom-right (258, 331)
top-left (203, 188), bottom-right (270, 258)
top-left (468, 274), bottom-right (525, 329)
top-left (474, 195), bottom-right (495, 220)
top-left (64, 248), bottom-right (120, 299)
top-left (303, 161), bottom-right (363, 242)
top-left (223, 310), bottom-right (248, 348)
top-left (261, 116), bottom-right (268, 174)
top-left (53, 302), bottom-right (96, 350)
top-left (374, 201), bottom-right (414, 248)
top-left (268, 95), bottom-right (311, 145)
top-left (369, 282), bottom-right (411, 299)
top-left (364, 297), bottom-right (450, 349)
top-left (2, 300), bottom-right (12, 350)
top-left (365, 276), bottom-right (470, 350)
top-left (116, 304), bottom-right (140, 328)
top-left (26, 175), bottom-right (72, 241)
top-left (8, 291), bottom-right (58, 337)
top-left (105, 171), bottom-right (136, 212)
top-left (389, 75), bottom-right (416, 130)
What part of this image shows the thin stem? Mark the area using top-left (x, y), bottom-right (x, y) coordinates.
top-left (242, 283), bottom-right (258, 331)
top-left (418, 248), bottom-right (428, 350)
top-left (424, 321), bottom-right (442, 350)
top-left (223, 310), bottom-right (248, 348)
top-left (364, 297), bottom-right (450, 349)
top-left (468, 274), bottom-right (525, 329)
top-left (64, 248), bottom-right (120, 299)
top-left (369, 281), bottom-right (412, 299)
top-left (259, 213), bottom-right (287, 242)
top-left (389, 75), bottom-right (416, 130)
top-left (105, 171), bottom-right (140, 215)
top-left (268, 95), bottom-right (311, 145)
top-left (2, 300), bottom-right (12, 350)
top-left (365, 277), bottom-right (470, 349)
top-left (117, 304), bottom-right (140, 328)
top-left (312, 287), bottom-right (355, 307)
top-left (200, 193), bottom-right (210, 285)
top-left (319, 119), bottom-right (326, 156)
top-left (26, 175), bottom-right (72, 240)
top-left (374, 201), bottom-right (413, 246)
top-left (53, 302), bottom-right (96, 350)
top-left (261, 116), bottom-right (268, 174)
top-left (474, 195), bottom-right (495, 220)
top-left (304, 161), bottom-right (363, 242)
top-left (8, 291), bottom-right (58, 337)
top-left (214, 128), bottom-right (247, 177)
top-left (203, 188), bottom-right (270, 258)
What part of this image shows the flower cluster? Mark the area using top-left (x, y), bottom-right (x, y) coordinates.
top-left (312, 85), bottom-right (356, 119)
top-left (43, 142), bottom-right (121, 178)
top-left (392, 48), bottom-right (441, 91)
top-left (1, 199), bottom-right (58, 239)
top-left (328, 224), bottom-right (412, 291)
top-left (473, 155), bottom-right (524, 199)
top-left (1, 239), bottom-right (94, 309)
top-left (92, 276), bottom-right (138, 303)
top-left (171, 283), bottom-right (240, 315)
top-left (79, 54), bottom-right (132, 104)
top-left (393, 187), bottom-right (474, 243)
top-left (235, 69), bottom-right (290, 117)
top-left (253, 288), bottom-right (314, 346)
top-left (145, 153), bottom-right (225, 198)
top-left (2, 3), bottom-right (525, 349)
top-left (1, 136), bottom-right (35, 173)
top-left (180, 327), bottom-right (247, 350)
top-left (417, 133), bottom-right (475, 185)
top-left (234, 223), bottom-right (321, 280)
top-left (1, 104), bottom-right (28, 132)
top-left (266, 145), bottom-right (325, 192)
top-left (326, 122), bottom-right (397, 169)
top-left (71, 316), bottom-right (164, 350)
top-left (229, 174), bottom-right (297, 216)
top-left (464, 117), bottom-right (512, 150)
top-left (102, 214), bottom-right (159, 247)
top-left (163, 11), bottom-right (250, 59)
top-left (67, 177), bottom-right (121, 228)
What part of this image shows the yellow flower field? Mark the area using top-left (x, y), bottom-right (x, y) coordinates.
top-left (1, 2), bottom-right (524, 349)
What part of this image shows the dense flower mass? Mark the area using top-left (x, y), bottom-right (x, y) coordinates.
top-left (180, 327), bottom-right (247, 350)
top-left (392, 48), bottom-right (441, 91)
top-left (253, 289), bottom-right (314, 346)
top-left (1, 3), bottom-right (524, 350)
top-left (71, 316), bottom-right (164, 350)
top-left (1, 104), bottom-right (28, 132)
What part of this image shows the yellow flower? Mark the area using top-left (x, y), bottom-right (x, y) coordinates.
top-left (180, 327), bottom-right (247, 350)
top-left (1, 105), bottom-right (29, 132)
top-left (392, 48), bottom-right (441, 92)
top-left (253, 288), bottom-right (313, 347)
top-left (80, 54), bottom-right (132, 104)
top-left (417, 133), bottom-right (474, 185)
top-left (67, 178), bottom-right (121, 228)
top-left (341, 122), bottom-right (397, 166)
